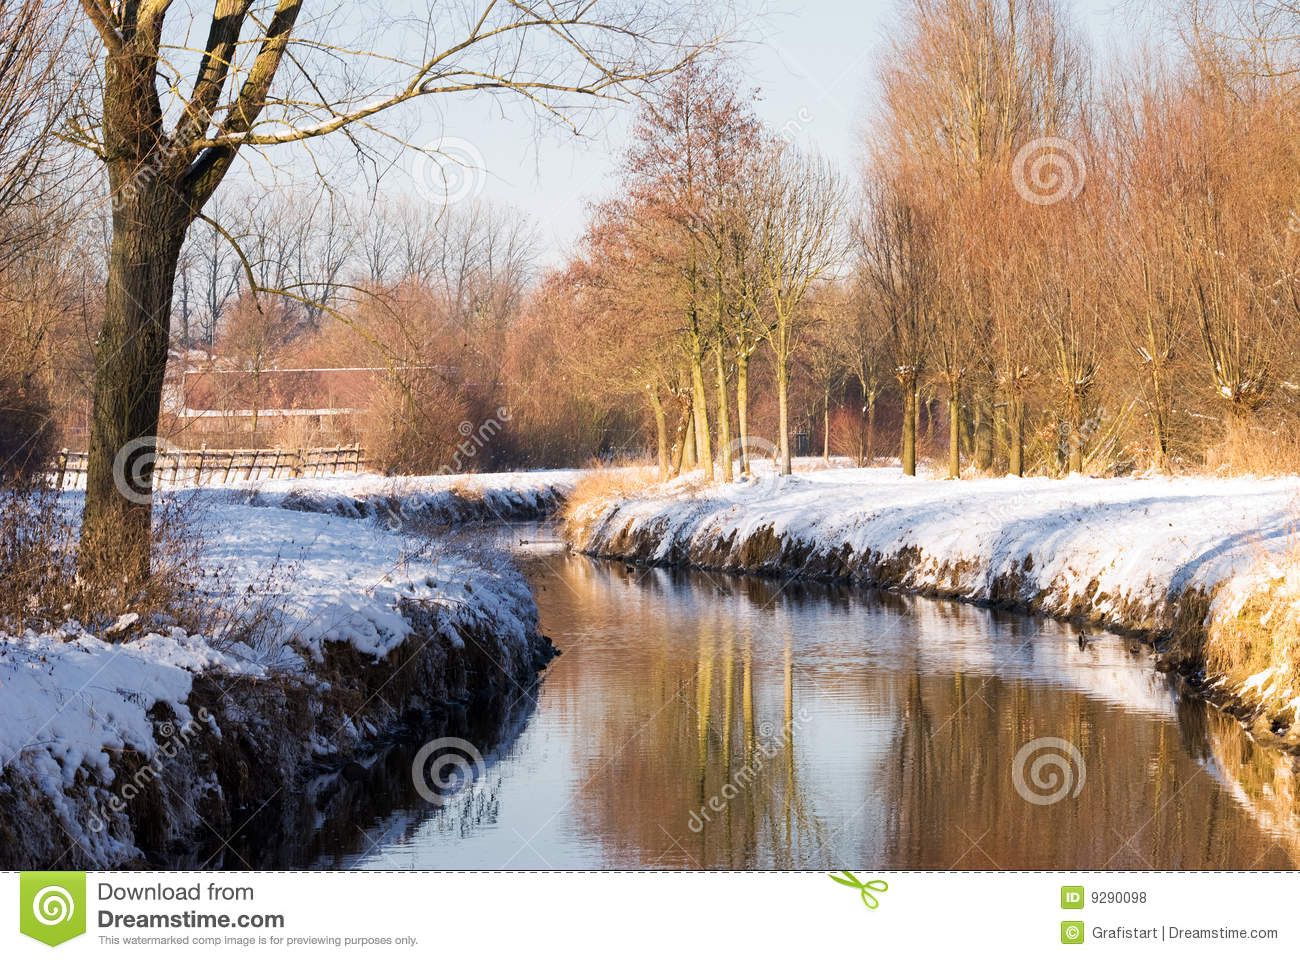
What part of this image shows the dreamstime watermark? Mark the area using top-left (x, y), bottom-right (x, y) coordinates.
top-left (778, 106), bottom-right (814, 144)
top-left (438, 407), bottom-right (512, 475)
top-left (1011, 137), bottom-right (1087, 206)
top-left (1058, 405), bottom-right (1107, 467)
top-left (686, 707), bottom-right (811, 833)
top-left (86, 708), bottom-right (212, 834)
top-left (1011, 736), bottom-right (1086, 806)
top-left (411, 736), bottom-right (486, 806)
top-left (412, 137), bottom-right (487, 207)
top-left (20, 873), bottom-right (86, 946)
top-left (112, 113), bottom-right (209, 212)
top-left (112, 435), bottom-right (182, 505)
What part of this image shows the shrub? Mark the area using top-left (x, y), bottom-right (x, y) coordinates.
top-left (0, 373), bottom-right (56, 484)
top-left (0, 485), bottom-right (212, 639)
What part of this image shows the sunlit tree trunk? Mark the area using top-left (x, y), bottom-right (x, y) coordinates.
top-left (822, 385), bottom-right (831, 462)
top-left (866, 391), bottom-right (878, 465)
top-left (682, 409), bottom-right (697, 472)
top-left (776, 346), bottom-right (792, 475)
top-left (901, 375), bottom-right (918, 477)
top-left (649, 387), bottom-right (670, 481)
top-left (736, 351), bottom-right (750, 474)
top-left (974, 386), bottom-right (994, 472)
top-left (947, 388), bottom-right (960, 479)
top-left (669, 397), bottom-right (691, 478)
top-left (688, 326), bottom-right (713, 480)
top-left (1008, 394), bottom-right (1025, 477)
top-left (713, 336), bottom-right (733, 481)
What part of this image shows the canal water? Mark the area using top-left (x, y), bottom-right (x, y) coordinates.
top-left (324, 533), bottom-right (1300, 869)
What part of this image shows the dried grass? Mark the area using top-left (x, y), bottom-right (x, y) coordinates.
top-left (1205, 541), bottom-right (1300, 726)
top-left (0, 483), bottom-right (253, 645)
top-left (1203, 416), bottom-right (1300, 477)
top-left (560, 461), bottom-right (660, 542)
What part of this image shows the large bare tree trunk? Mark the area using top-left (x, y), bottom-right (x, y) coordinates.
top-left (81, 180), bottom-right (192, 585)
top-left (682, 411), bottom-right (697, 472)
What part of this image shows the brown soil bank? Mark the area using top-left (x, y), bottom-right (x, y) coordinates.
top-left (566, 475), bottom-right (1300, 753)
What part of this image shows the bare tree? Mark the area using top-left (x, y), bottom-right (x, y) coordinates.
top-left (750, 146), bottom-right (847, 475)
top-left (857, 175), bottom-right (933, 477)
top-left (67, 0), bottom-right (721, 580)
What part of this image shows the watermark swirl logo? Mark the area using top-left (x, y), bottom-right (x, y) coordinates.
top-left (32, 885), bottom-right (75, 926)
top-left (112, 436), bottom-right (180, 505)
top-left (413, 138), bottom-right (486, 208)
top-left (1012, 736), bottom-right (1086, 805)
top-left (411, 737), bottom-right (485, 806)
top-left (1011, 137), bottom-right (1086, 205)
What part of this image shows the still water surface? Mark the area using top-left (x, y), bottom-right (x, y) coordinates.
top-left (326, 533), bottom-right (1300, 869)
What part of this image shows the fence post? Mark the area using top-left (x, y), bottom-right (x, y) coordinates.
top-left (271, 447), bottom-right (282, 479)
top-left (196, 444), bottom-right (207, 486)
top-left (166, 450), bottom-right (178, 486)
top-left (293, 448), bottom-right (305, 479)
top-left (222, 451), bottom-right (233, 484)
top-left (55, 449), bottom-right (68, 490)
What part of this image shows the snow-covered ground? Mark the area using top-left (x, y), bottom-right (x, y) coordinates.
top-left (573, 467), bottom-right (1298, 611)
top-left (569, 467), bottom-right (1300, 725)
top-left (0, 471), bottom-right (558, 866)
top-left (237, 468), bottom-right (582, 524)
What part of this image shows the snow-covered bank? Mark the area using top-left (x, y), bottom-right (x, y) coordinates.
top-left (566, 467), bottom-right (1300, 746)
top-left (0, 489), bottom-right (554, 869)
top-left (220, 468), bottom-right (582, 525)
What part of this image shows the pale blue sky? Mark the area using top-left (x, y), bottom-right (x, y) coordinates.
top-left (310, 0), bottom-right (1147, 266)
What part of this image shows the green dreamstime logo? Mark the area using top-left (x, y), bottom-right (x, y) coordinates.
top-left (828, 871), bottom-right (888, 910)
top-left (19, 873), bottom-right (86, 946)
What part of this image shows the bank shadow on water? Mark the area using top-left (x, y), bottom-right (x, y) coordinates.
top-left (282, 539), bottom-right (1300, 870)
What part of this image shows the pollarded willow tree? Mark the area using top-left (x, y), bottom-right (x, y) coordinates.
top-left (67, 0), bottom-right (722, 582)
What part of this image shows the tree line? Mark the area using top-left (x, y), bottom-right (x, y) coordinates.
top-left (531, 0), bottom-right (1300, 482)
top-left (4, 0), bottom-right (1300, 590)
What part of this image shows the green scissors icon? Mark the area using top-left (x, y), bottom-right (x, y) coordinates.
top-left (829, 871), bottom-right (889, 909)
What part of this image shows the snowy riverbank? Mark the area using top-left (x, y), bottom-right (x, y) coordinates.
top-left (566, 467), bottom-right (1300, 745)
top-left (0, 480), bottom-right (556, 869)
top-left (212, 468), bottom-right (581, 526)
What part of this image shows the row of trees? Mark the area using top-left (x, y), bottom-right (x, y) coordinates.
top-left (529, 0), bottom-right (1300, 483)
top-left (6, 0), bottom-right (1300, 585)
top-left (531, 62), bottom-right (850, 481)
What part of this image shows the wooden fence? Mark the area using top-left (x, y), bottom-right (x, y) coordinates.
top-left (54, 444), bottom-right (367, 490)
